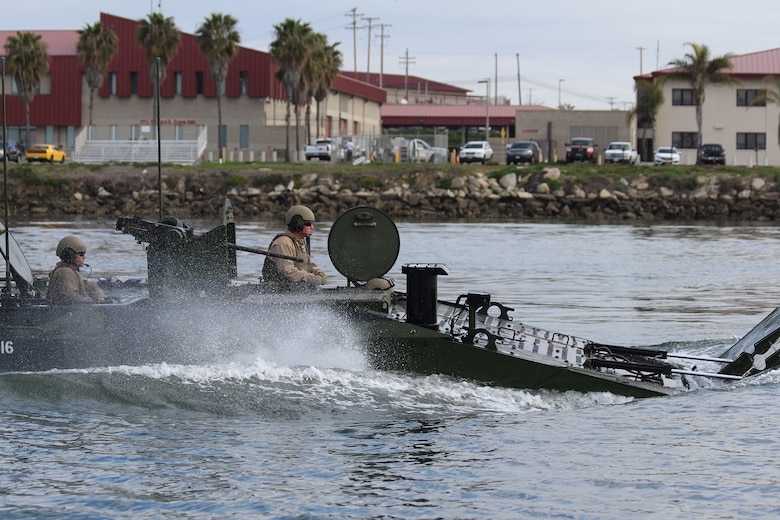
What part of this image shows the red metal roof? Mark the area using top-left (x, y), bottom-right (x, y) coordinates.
top-left (381, 104), bottom-right (552, 127)
top-left (340, 71), bottom-right (469, 95)
top-left (0, 30), bottom-right (79, 55)
top-left (636, 47), bottom-right (780, 81)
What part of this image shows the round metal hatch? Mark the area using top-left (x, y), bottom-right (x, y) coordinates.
top-left (327, 206), bottom-right (400, 282)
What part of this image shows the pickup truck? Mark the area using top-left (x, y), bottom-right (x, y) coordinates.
top-left (565, 137), bottom-right (598, 163)
top-left (604, 142), bottom-right (639, 164)
top-left (393, 138), bottom-right (448, 163)
top-left (305, 138), bottom-right (333, 161)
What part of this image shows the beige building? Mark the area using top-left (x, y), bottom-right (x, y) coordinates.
top-left (639, 47), bottom-right (780, 166)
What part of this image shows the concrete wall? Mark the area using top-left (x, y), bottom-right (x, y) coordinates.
top-left (514, 110), bottom-right (635, 162)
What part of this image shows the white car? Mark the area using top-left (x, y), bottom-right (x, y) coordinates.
top-left (654, 146), bottom-right (680, 166)
top-left (604, 142), bottom-right (638, 164)
top-left (458, 141), bottom-right (493, 164)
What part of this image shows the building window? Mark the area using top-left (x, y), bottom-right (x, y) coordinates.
top-left (109, 125), bottom-right (118, 141)
top-left (737, 89), bottom-right (766, 107)
top-left (109, 72), bottom-right (117, 95)
top-left (174, 72), bottom-right (182, 95)
top-left (737, 132), bottom-right (766, 150)
top-left (131, 125), bottom-right (140, 140)
top-left (240, 71), bottom-right (248, 95)
top-left (240, 125), bottom-right (249, 148)
top-left (174, 125), bottom-right (184, 140)
top-left (130, 71), bottom-right (138, 95)
top-left (672, 89), bottom-right (695, 106)
top-left (196, 71), bottom-right (204, 95)
top-left (672, 132), bottom-right (697, 148)
top-left (66, 126), bottom-right (75, 148)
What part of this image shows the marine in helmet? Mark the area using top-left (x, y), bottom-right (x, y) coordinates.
top-left (47, 235), bottom-right (106, 304)
top-left (262, 205), bottom-right (327, 291)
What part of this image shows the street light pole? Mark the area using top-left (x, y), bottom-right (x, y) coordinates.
top-left (478, 78), bottom-right (490, 141)
top-left (558, 79), bottom-right (564, 109)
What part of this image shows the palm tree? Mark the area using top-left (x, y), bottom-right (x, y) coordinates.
top-left (196, 13), bottom-right (241, 160)
top-left (631, 78), bottom-right (665, 162)
top-left (137, 13), bottom-right (181, 138)
top-left (751, 76), bottom-right (780, 147)
top-left (667, 42), bottom-right (735, 164)
top-left (76, 22), bottom-right (119, 132)
top-left (3, 31), bottom-right (49, 149)
top-left (306, 35), bottom-right (342, 142)
top-left (269, 18), bottom-right (314, 162)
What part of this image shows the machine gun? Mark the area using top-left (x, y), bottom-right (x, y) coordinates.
top-left (116, 216), bottom-right (194, 246)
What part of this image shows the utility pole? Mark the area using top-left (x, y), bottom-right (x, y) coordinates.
top-left (363, 16), bottom-right (379, 83)
top-left (377, 23), bottom-right (391, 88)
top-left (494, 53), bottom-right (498, 104)
top-left (636, 46), bottom-right (645, 74)
top-left (399, 49), bottom-right (415, 102)
top-left (516, 53), bottom-right (522, 105)
top-left (346, 8), bottom-right (364, 74)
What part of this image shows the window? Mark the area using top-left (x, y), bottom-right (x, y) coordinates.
top-left (175, 125), bottom-right (184, 140)
top-left (672, 132), bottom-right (697, 149)
top-left (672, 89), bottom-right (695, 106)
top-left (196, 71), bottom-right (204, 95)
top-left (240, 125), bottom-right (249, 148)
top-left (737, 89), bottom-right (766, 107)
top-left (219, 125), bottom-right (227, 148)
top-left (174, 72), bottom-right (182, 95)
top-left (131, 125), bottom-right (140, 140)
top-left (130, 72), bottom-right (138, 95)
top-left (109, 125), bottom-right (118, 140)
top-left (240, 71), bottom-right (248, 95)
top-left (109, 72), bottom-right (117, 95)
top-left (736, 133), bottom-right (766, 150)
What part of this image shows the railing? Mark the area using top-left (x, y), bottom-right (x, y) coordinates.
top-left (73, 127), bottom-right (207, 165)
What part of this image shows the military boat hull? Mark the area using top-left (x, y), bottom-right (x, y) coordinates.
top-left (2, 204), bottom-right (779, 398)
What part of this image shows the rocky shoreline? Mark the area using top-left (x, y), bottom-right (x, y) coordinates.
top-left (5, 163), bottom-right (780, 222)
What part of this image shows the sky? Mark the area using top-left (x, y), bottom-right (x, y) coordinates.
top-left (2, 0), bottom-right (779, 110)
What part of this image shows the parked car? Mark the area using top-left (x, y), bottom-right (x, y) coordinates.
top-left (654, 147), bottom-right (680, 166)
top-left (26, 144), bottom-right (66, 163)
top-left (304, 138), bottom-right (333, 161)
top-left (565, 137), bottom-right (598, 163)
top-left (604, 142), bottom-right (639, 164)
top-left (0, 140), bottom-right (24, 163)
top-left (458, 141), bottom-right (493, 164)
top-left (506, 141), bottom-right (541, 164)
top-left (700, 143), bottom-right (726, 165)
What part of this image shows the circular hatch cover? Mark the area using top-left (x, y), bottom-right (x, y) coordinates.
top-left (327, 206), bottom-right (400, 282)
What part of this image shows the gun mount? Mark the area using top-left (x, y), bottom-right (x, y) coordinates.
top-left (116, 212), bottom-right (237, 299)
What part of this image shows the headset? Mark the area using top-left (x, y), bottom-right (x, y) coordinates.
top-left (288, 214), bottom-right (305, 232)
top-left (60, 247), bottom-right (77, 263)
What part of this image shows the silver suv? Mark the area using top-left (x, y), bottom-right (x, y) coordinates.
top-left (458, 141), bottom-right (494, 164)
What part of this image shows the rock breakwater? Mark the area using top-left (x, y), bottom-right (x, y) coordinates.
top-left (6, 164), bottom-right (780, 222)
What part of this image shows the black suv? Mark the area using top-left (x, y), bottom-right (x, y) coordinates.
top-left (506, 141), bottom-right (541, 164)
top-left (700, 143), bottom-right (726, 165)
top-left (0, 140), bottom-right (24, 163)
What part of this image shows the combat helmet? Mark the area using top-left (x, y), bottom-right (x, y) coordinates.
top-left (285, 205), bottom-right (315, 226)
top-left (56, 235), bottom-right (87, 259)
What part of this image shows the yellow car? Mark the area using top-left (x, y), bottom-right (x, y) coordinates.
top-left (26, 144), bottom-right (66, 163)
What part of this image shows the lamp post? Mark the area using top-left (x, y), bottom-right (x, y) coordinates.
top-left (478, 78), bottom-right (490, 141)
top-left (558, 78), bottom-right (564, 109)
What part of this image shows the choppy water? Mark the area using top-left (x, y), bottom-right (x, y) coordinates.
top-left (3, 218), bottom-right (780, 519)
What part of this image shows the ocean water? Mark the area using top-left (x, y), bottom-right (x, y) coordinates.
top-left (3, 218), bottom-right (780, 519)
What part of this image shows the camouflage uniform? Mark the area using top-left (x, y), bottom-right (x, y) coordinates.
top-left (48, 263), bottom-right (105, 304)
top-left (262, 231), bottom-right (327, 291)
